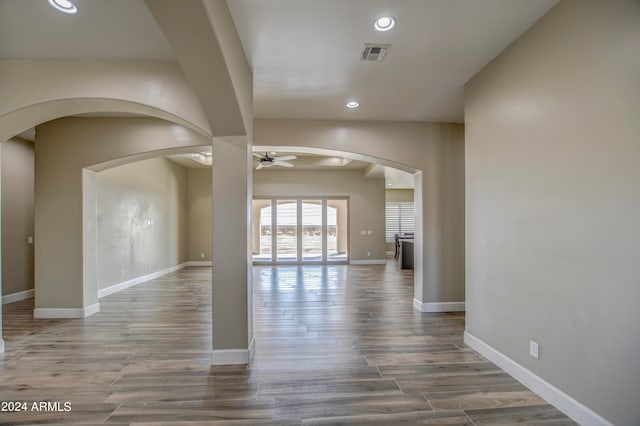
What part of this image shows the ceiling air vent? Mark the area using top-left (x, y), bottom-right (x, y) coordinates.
top-left (361, 43), bottom-right (390, 62)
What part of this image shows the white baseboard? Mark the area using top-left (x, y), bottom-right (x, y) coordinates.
top-left (413, 299), bottom-right (465, 312)
top-left (186, 261), bottom-right (212, 267)
top-left (249, 337), bottom-right (256, 362)
top-left (350, 259), bottom-right (386, 265)
top-left (463, 331), bottom-right (612, 426)
top-left (98, 263), bottom-right (189, 298)
top-left (211, 348), bottom-right (250, 365)
top-left (2, 289), bottom-right (34, 305)
top-left (34, 302), bottom-right (101, 319)
top-left (0, 339), bottom-right (4, 353)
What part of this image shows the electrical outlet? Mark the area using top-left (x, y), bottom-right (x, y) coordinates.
top-left (27, 236), bottom-right (33, 244)
top-left (529, 340), bottom-right (539, 359)
top-left (360, 230), bottom-right (366, 236)
top-left (200, 252), bottom-right (205, 258)
top-left (367, 251), bottom-right (371, 257)
top-left (147, 263), bottom-right (151, 271)
top-left (367, 230), bottom-right (372, 235)
top-left (121, 270), bottom-right (125, 278)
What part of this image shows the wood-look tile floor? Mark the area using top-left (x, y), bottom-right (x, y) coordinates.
top-left (0, 263), bottom-right (574, 425)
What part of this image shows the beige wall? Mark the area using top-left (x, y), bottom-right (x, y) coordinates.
top-left (465, 1), bottom-right (640, 424)
top-left (253, 169), bottom-right (386, 261)
top-left (187, 168), bottom-right (212, 262)
top-left (0, 59), bottom-right (211, 144)
top-left (34, 117), bottom-right (209, 310)
top-left (1, 138), bottom-right (34, 296)
top-left (96, 158), bottom-right (188, 290)
top-left (385, 189), bottom-right (414, 203)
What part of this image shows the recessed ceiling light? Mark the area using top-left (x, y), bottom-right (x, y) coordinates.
top-left (374, 16), bottom-right (395, 32)
top-left (48, 0), bottom-right (78, 14)
top-left (346, 101), bottom-right (360, 109)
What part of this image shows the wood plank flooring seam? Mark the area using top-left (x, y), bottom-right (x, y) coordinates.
top-left (0, 264), bottom-right (574, 425)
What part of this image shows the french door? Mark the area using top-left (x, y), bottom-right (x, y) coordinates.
top-left (252, 197), bottom-right (349, 264)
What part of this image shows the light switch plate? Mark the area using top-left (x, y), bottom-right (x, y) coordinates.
top-left (529, 340), bottom-right (539, 359)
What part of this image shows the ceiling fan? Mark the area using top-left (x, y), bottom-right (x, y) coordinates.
top-left (253, 152), bottom-right (297, 170)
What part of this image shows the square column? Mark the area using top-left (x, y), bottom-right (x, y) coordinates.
top-left (211, 138), bottom-right (253, 364)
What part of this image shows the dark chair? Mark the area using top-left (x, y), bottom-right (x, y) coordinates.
top-left (394, 234), bottom-right (400, 259)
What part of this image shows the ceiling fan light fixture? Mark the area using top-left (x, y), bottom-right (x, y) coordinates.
top-left (346, 100), bottom-right (360, 109)
top-left (374, 16), bottom-right (395, 32)
top-left (48, 0), bottom-right (78, 14)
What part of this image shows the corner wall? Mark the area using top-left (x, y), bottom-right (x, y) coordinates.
top-left (1, 138), bottom-right (34, 298)
top-left (465, 1), bottom-right (640, 424)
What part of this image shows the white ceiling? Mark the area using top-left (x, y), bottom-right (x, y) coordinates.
top-left (0, 0), bottom-right (558, 121)
top-left (0, 0), bottom-right (174, 59)
top-left (227, 0), bottom-right (558, 122)
top-left (2, 0), bottom-right (558, 188)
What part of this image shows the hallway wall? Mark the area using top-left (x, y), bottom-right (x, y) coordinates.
top-left (1, 138), bottom-right (34, 297)
top-left (465, 1), bottom-right (640, 424)
top-left (96, 158), bottom-right (188, 290)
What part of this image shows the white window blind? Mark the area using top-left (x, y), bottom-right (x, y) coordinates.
top-left (385, 202), bottom-right (415, 242)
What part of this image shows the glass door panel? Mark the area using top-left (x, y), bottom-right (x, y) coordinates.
top-left (276, 200), bottom-right (298, 262)
top-left (302, 200), bottom-right (323, 261)
top-left (252, 200), bottom-right (273, 262)
top-left (252, 197), bottom-right (348, 265)
top-left (327, 199), bottom-right (348, 262)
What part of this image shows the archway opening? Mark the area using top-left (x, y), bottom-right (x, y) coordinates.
top-left (251, 145), bottom-right (421, 299)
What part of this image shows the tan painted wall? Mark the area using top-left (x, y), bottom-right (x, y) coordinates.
top-left (34, 117), bottom-right (209, 309)
top-left (96, 158), bottom-right (188, 290)
top-left (255, 119), bottom-right (465, 305)
top-left (187, 168), bottom-right (213, 262)
top-left (385, 189), bottom-right (414, 203)
top-left (1, 138), bottom-right (34, 296)
top-left (465, 1), bottom-right (640, 424)
top-left (253, 169), bottom-right (386, 261)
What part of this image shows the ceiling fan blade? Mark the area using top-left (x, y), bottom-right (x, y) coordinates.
top-left (273, 155), bottom-right (297, 161)
top-left (256, 163), bottom-right (264, 170)
top-left (273, 161), bottom-right (294, 168)
top-left (252, 152), bottom-right (263, 158)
